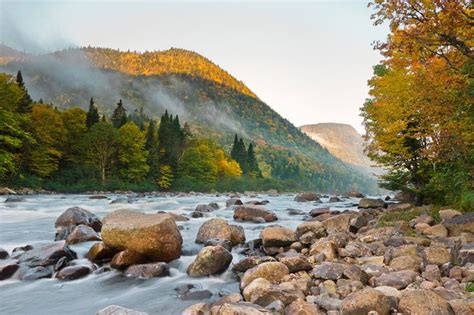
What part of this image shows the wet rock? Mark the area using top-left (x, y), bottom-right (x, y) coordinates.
top-left (311, 262), bottom-right (346, 280)
top-left (286, 208), bottom-right (305, 216)
top-left (20, 266), bottom-right (53, 280)
top-left (279, 255), bottom-right (312, 273)
top-left (232, 256), bottom-right (276, 273)
top-left (101, 210), bottom-right (182, 262)
top-left (229, 225), bottom-right (246, 246)
top-left (204, 239), bottom-right (233, 251)
top-left (398, 289), bottom-right (453, 315)
top-left (111, 249), bottom-right (147, 269)
top-left (322, 214), bottom-right (357, 234)
top-left (5, 195), bottom-right (25, 202)
top-left (285, 300), bottom-right (321, 315)
top-left (226, 198), bottom-right (243, 207)
top-left (261, 226), bottom-right (296, 248)
top-left (55, 206), bottom-right (102, 240)
top-left (341, 288), bottom-right (392, 315)
top-left (65, 225), bottom-right (101, 244)
top-left (444, 212), bottom-right (474, 236)
top-left (0, 248), bottom-right (9, 259)
top-left (196, 218), bottom-right (232, 244)
top-left (89, 195), bottom-right (108, 199)
top-left (234, 205), bottom-right (277, 223)
top-left (458, 243), bottom-right (474, 266)
top-left (87, 242), bottom-right (116, 263)
top-left (182, 303), bottom-right (210, 315)
top-left (294, 192), bottom-right (320, 202)
top-left (241, 262), bottom-right (289, 289)
top-left (328, 196), bottom-right (341, 203)
top-left (358, 198), bottom-right (386, 209)
top-left (306, 295), bottom-right (341, 311)
top-left (110, 197), bottom-right (130, 204)
top-left (187, 245), bottom-right (233, 277)
top-left (0, 259), bottom-right (19, 280)
top-left (124, 262), bottom-right (169, 278)
top-left (296, 221), bottom-right (326, 239)
top-left (157, 211), bottom-right (189, 222)
top-left (439, 209), bottom-right (462, 222)
top-left (210, 302), bottom-right (272, 314)
top-left (56, 265), bottom-right (91, 281)
top-left (195, 203), bottom-right (219, 212)
top-left (96, 305), bottom-right (148, 315)
top-left (179, 290), bottom-right (212, 301)
top-left (373, 270), bottom-right (417, 289)
top-left (175, 283), bottom-right (195, 295)
top-left (309, 207), bottom-right (331, 217)
top-left (17, 241), bottom-right (76, 267)
top-left (191, 211), bottom-right (205, 218)
top-left (423, 246), bottom-right (451, 265)
top-left (245, 200), bottom-right (268, 206)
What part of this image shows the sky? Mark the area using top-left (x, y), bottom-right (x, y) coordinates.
top-left (0, 0), bottom-right (388, 133)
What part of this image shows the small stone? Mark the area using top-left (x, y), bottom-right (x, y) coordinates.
top-left (373, 270), bottom-right (417, 289)
top-left (0, 259), bottom-right (19, 280)
top-left (279, 255), bottom-right (312, 273)
top-left (311, 262), bottom-right (346, 280)
top-left (20, 266), bottom-right (53, 280)
top-left (56, 265), bottom-right (91, 280)
top-left (124, 262), bottom-right (169, 278)
top-left (423, 264), bottom-right (441, 282)
top-left (179, 290), bottom-right (212, 301)
top-left (232, 256), bottom-right (276, 273)
top-left (87, 242), bottom-right (115, 263)
top-left (423, 246), bottom-right (451, 265)
top-left (343, 265), bottom-right (369, 284)
top-left (0, 248), bottom-right (9, 259)
top-left (110, 249), bottom-right (147, 269)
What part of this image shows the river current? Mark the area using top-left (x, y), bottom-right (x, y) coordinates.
top-left (0, 193), bottom-right (365, 314)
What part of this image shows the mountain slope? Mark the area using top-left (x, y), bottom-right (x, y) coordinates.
top-left (0, 45), bottom-right (379, 193)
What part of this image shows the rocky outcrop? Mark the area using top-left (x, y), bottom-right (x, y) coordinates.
top-left (101, 210), bottom-right (182, 262)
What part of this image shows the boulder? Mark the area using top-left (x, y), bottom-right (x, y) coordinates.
top-left (0, 187), bottom-right (16, 195)
top-left (0, 248), bottom-right (9, 259)
top-left (389, 255), bottom-right (422, 272)
top-left (182, 303), bottom-right (210, 315)
top-left (195, 203), bottom-right (219, 212)
top-left (56, 265), bottom-right (91, 281)
top-left (322, 214), bottom-right (356, 234)
top-left (196, 218), bottom-right (232, 244)
top-left (110, 249), bottom-right (147, 269)
top-left (343, 265), bottom-right (369, 284)
top-left (179, 290), bottom-right (212, 301)
top-left (229, 225), bottom-right (246, 245)
top-left (0, 259), bottom-right (19, 280)
top-left (285, 300), bottom-right (321, 315)
top-left (294, 192), bottom-right (320, 202)
top-left (226, 198), bottom-right (243, 207)
top-left (210, 302), bottom-right (272, 315)
top-left (341, 288), bottom-right (392, 315)
top-left (243, 278), bottom-right (272, 302)
top-left (328, 196), bottom-right (341, 203)
top-left (232, 256), bottom-right (276, 273)
top-left (19, 266), bottom-right (53, 280)
top-left (55, 206), bottom-right (102, 240)
top-left (423, 224), bottom-right (448, 237)
top-left (278, 255), bottom-right (312, 273)
top-left (458, 243), bottom-right (474, 266)
top-left (373, 270), bottom-right (417, 289)
top-left (240, 262), bottom-right (289, 289)
top-left (415, 213), bottom-right (435, 225)
top-left (17, 241), bottom-right (76, 267)
top-left (439, 209), bottom-right (462, 222)
top-left (309, 208), bottom-right (331, 218)
top-left (309, 240), bottom-right (338, 260)
top-left (444, 213), bottom-right (474, 236)
top-left (124, 262), bottom-right (169, 278)
top-left (261, 226), bottom-right (296, 248)
top-left (234, 205), bottom-right (277, 223)
top-left (101, 210), bottom-right (182, 262)
top-left (358, 198), bottom-right (386, 209)
top-left (187, 245), bottom-right (233, 277)
top-left (306, 295), bottom-right (341, 311)
top-left (311, 262), bottom-right (346, 280)
top-left (96, 305), bottom-right (148, 315)
top-left (87, 242), bottom-right (116, 263)
top-left (213, 293), bottom-right (243, 308)
top-left (398, 289), bottom-right (454, 315)
top-left (296, 221), bottom-right (326, 239)
top-left (423, 246), bottom-right (451, 265)
top-left (204, 239), bottom-right (233, 251)
top-left (65, 225), bottom-right (101, 244)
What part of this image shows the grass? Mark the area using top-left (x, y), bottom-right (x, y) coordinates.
top-left (378, 205), bottom-right (442, 225)
top-left (466, 282), bottom-right (474, 292)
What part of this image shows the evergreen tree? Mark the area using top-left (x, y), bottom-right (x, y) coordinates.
top-left (15, 70), bottom-right (32, 113)
top-left (230, 134), bottom-right (239, 161)
top-left (237, 138), bottom-right (248, 174)
top-left (112, 99), bottom-right (127, 128)
top-left (86, 97), bottom-right (100, 129)
top-left (145, 120), bottom-right (160, 177)
top-left (247, 143), bottom-right (261, 177)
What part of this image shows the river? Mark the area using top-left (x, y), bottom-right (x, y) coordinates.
top-left (0, 193), bottom-right (366, 314)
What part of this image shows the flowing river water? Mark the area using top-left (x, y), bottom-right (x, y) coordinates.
top-left (0, 193), bottom-right (367, 314)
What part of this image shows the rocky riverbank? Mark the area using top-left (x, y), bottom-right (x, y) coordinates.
top-left (0, 192), bottom-right (473, 314)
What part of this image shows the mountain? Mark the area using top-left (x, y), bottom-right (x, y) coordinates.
top-left (300, 123), bottom-right (381, 174)
top-left (0, 45), bottom-right (379, 193)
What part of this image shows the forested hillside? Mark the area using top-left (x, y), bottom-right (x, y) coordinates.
top-left (0, 45), bottom-right (379, 193)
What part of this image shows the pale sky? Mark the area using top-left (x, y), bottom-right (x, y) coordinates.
top-left (1, 0), bottom-right (388, 133)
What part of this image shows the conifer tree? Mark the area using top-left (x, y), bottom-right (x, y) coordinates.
top-left (112, 99), bottom-right (127, 128)
top-left (86, 97), bottom-right (100, 129)
top-left (15, 70), bottom-right (32, 113)
top-left (247, 143), bottom-right (261, 177)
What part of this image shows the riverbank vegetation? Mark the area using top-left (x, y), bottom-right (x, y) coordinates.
top-left (361, 0), bottom-right (473, 209)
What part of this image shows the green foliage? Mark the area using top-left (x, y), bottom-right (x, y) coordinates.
top-left (111, 99), bottom-right (127, 128)
top-left (117, 122), bottom-right (149, 182)
top-left (378, 205), bottom-right (441, 225)
top-left (85, 97), bottom-right (99, 129)
top-left (15, 70), bottom-right (32, 113)
top-left (466, 282), bottom-right (474, 293)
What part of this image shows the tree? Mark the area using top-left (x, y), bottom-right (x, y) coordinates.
top-left (145, 120), bottom-right (160, 178)
top-left (0, 73), bottom-right (32, 181)
top-left (15, 70), bottom-right (32, 113)
top-left (117, 122), bottom-right (149, 182)
top-left (83, 121), bottom-right (118, 183)
top-left (86, 97), bottom-right (100, 129)
top-left (62, 107), bottom-right (87, 164)
top-left (157, 164), bottom-right (174, 189)
top-left (25, 104), bottom-right (66, 177)
top-left (247, 143), bottom-right (261, 177)
top-left (112, 99), bottom-right (127, 128)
